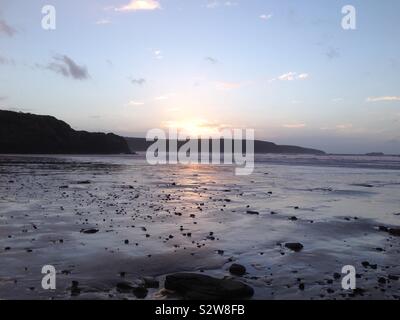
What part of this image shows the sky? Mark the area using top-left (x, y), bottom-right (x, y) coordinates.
top-left (0, 0), bottom-right (399, 154)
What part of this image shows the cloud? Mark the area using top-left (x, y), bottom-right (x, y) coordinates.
top-left (336, 123), bottom-right (353, 129)
top-left (127, 100), bottom-right (145, 106)
top-left (0, 20), bottom-right (16, 37)
top-left (0, 55), bottom-right (15, 65)
top-left (154, 93), bottom-right (175, 101)
top-left (326, 47), bottom-right (340, 59)
top-left (206, 1), bottom-right (238, 9)
top-left (0, 96), bottom-right (7, 101)
top-left (205, 56), bottom-right (218, 64)
top-left (115, 0), bottom-right (161, 12)
top-left (130, 77), bottom-right (146, 85)
top-left (215, 81), bottom-right (242, 90)
top-left (297, 73), bottom-right (309, 80)
top-left (278, 72), bottom-right (297, 81)
top-left (387, 138), bottom-right (400, 144)
top-left (154, 95), bottom-right (169, 101)
top-left (151, 49), bottom-right (163, 60)
top-left (272, 72), bottom-right (309, 81)
top-left (260, 13), bottom-right (273, 20)
top-left (224, 1), bottom-right (238, 6)
top-left (42, 55), bottom-right (89, 80)
top-left (96, 19), bottom-right (111, 25)
top-left (282, 123), bottom-right (306, 129)
top-left (206, 1), bottom-right (219, 8)
top-left (167, 107), bottom-right (180, 112)
top-left (366, 96), bottom-right (400, 102)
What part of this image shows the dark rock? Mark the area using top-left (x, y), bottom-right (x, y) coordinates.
top-left (229, 264), bottom-right (246, 276)
top-left (362, 261), bottom-right (377, 269)
top-left (289, 216), bottom-right (298, 221)
top-left (352, 288), bottom-right (365, 296)
top-left (80, 228), bottom-right (99, 234)
top-left (333, 272), bottom-right (341, 280)
top-left (378, 226), bottom-right (389, 232)
top-left (285, 243), bottom-right (304, 252)
top-left (143, 277), bottom-right (159, 289)
top-left (77, 180), bottom-right (91, 184)
top-left (246, 210), bottom-right (259, 215)
top-left (361, 261), bottom-right (369, 268)
top-left (389, 228), bottom-right (400, 237)
top-left (70, 281), bottom-right (81, 297)
top-left (132, 286), bottom-right (148, 299)
top-left (352, 183), bottom-right (373, 188)
top-left (164, 273), bottom-right (254, 300)
top-left (378, 277), bottom-right (387, 284)
top-left (388, 275), bottom-right (399, 281)
top-left (116, 281), bottom-right (134, 293)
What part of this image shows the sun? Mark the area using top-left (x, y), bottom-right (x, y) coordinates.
top-left (163, 119), bottom-right (221, 138)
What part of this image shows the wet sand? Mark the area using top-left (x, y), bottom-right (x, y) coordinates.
top-left (0, 154), bottom-right (400, 300)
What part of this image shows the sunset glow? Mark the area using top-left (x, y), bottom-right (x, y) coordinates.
top-left (162, 119), bottom-right (226, 138)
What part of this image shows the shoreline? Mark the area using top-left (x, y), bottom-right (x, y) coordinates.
top-left (0, 155), bottom-right (399, 300)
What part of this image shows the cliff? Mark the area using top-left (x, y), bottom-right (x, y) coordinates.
top-left (0, 110), bottom-right (130, 154)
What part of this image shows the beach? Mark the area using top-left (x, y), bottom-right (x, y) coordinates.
top-left (0, 154), bottom-right (399, 300)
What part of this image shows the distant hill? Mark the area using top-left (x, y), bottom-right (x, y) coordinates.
top-left (0, 110), bottom-right (130, 154)
top-left (365, 152), bottom-right (385, 156)
top-left (0, 110), bottom-right (324, 155)
top-left (125, 137), bottom-right (325, 155)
